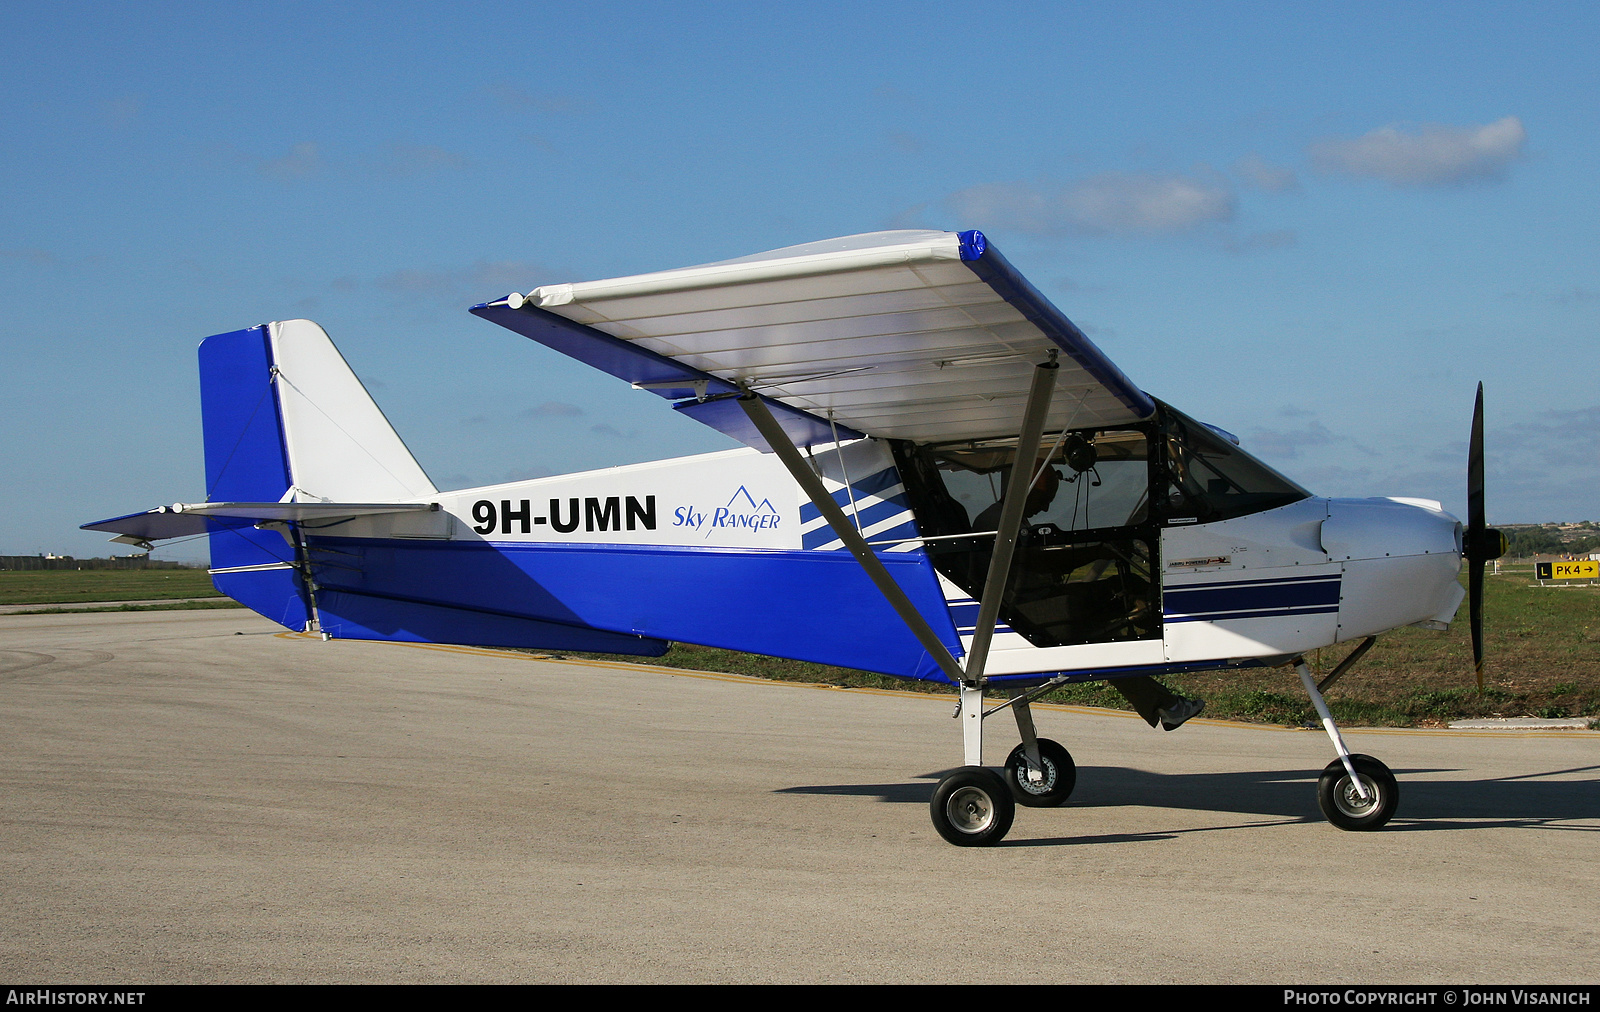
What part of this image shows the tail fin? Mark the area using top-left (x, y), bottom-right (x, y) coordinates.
top-left (199, 320), bottom-right (434, 629)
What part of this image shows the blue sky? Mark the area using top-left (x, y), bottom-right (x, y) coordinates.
top-left (3, 1), bottom-right (1595, 560)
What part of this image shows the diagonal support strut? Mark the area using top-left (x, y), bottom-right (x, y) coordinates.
top-left (963, 354), bottom-right (1058, 688)
top-left (736, 394), bottom-right (967, 685)
top-left (739, 354), bottom-right (1058, 768)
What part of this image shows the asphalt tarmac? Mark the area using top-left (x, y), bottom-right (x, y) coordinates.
top-left (2, 610), bottom-right (1596, 984)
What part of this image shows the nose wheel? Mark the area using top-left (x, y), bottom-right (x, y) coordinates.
top-left (1317, 754), bottom-right (1398, 830)
top-left (1296, 657), bottom-right (1400, 831)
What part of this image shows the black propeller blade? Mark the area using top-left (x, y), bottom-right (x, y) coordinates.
top-left (1462, 383), bottom-right (1507, 692)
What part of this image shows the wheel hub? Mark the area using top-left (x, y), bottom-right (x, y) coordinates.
top-left (1334, 775), bottom-right (1379, 818)
top-left (946, 786), bottom-right (996, 833)
top-left (1015, 759), bottom-right (1057, 795)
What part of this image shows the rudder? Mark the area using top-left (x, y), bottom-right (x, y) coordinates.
top-left (198, 320), bottom-right (436, 630)
top-left (199, 325), bottom-right (311, 629)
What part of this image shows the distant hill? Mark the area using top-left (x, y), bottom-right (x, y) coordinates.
top-left (1499, 522), bottom-right (1600, 558)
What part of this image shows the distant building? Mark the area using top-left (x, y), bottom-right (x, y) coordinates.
top-left (0, 555), bottom-right (194, 571)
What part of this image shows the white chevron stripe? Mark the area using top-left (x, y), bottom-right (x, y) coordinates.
top-left (811, 510), bottom-right (916, 551)
top-left (800, 483), bottom-right (909, 533)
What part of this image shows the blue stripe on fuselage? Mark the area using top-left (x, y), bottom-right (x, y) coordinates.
top-left (304, 536), bottom-right (962, 682)
top-left (1163, 573), bottom-right (1341, 622)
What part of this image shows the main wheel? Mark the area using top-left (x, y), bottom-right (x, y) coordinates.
top-left (930, 767), bottom-right (1015, 846)
top-left (1317, 753), bottom-right (1398, 830)
top-left (1004, 738), bottom-right (1077, 807)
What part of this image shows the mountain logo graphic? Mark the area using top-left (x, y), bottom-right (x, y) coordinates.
top-left (700, 485), bottom-right (784, 537)
top-left (725, 486), bottom-right (778, 513)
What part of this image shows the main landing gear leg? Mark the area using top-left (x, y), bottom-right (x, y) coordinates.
top-left (1296, 656), bottom-right (1398, 830)
top-left (1011, 688), bottom-right (1043, 782)
top-left (928, 683), bottom-right (1015, 846)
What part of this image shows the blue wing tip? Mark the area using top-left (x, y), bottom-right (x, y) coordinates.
top-left (957, 230), bottom-right (987, 261)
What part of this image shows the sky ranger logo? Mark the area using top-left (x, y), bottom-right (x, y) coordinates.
top-left (673, 486), bottom-right (783, 539)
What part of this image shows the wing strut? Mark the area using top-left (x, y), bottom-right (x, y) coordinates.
top-left (951, 353), bottom-right (1057, 765)
top-left (738, 353), bottom-right (1061, 768)
top-left (962, 352), bottom-right (1057, 687)
top-left (736, 393), bottom-right (967, 686)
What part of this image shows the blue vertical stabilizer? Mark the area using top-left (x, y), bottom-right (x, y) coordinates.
top-left (198, 326), bottom-right (312, 630)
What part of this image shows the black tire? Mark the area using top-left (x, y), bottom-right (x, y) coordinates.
top-left (930, 767), bottom-right (1015, 846)
top-left (1317, 753), bottom-right (1398, 831)
top-left (1004, 738), bottom-right (1077, 807)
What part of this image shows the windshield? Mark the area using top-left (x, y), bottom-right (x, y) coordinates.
top-left (1157, 401), bottom-right (1310, 522)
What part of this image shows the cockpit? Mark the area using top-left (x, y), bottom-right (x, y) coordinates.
top-left (893, 400), bottom-right (1310, 649)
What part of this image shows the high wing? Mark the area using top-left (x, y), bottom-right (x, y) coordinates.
top-left (471, 229), bottom-right (1154, 450)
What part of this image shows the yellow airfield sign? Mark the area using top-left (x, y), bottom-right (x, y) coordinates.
top-left (1536, 560), bottom-right (1600, 580)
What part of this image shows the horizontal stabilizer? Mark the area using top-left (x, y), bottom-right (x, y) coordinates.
top-left (82, 502), bottom-right (439, 543)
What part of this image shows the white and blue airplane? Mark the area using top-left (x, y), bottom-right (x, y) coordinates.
top-left (85, 229), bottom-right (1505, 846)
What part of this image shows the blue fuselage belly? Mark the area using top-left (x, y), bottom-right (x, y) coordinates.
top-left (305, 536), bottom-right (962, 680)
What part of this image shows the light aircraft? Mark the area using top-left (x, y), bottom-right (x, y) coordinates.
top-left (85, 229), bottom-right (1506, 846)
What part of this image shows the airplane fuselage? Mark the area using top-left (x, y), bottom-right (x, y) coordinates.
top-left (302, 437), bottom-right (1466, 685)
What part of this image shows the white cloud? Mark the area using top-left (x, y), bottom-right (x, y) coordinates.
top-left (1309, 116), bottom-right (1527, 187)
top-left (1226, 229), bottom-right (1297, 254)
top-left (376, 260), bottom-right (555, 302)
top-left (488, 81), bottom-right (589, 115)
top-left (886, 130), bottom-right (923, 154)
top-left (259, 142), bottom-right (322, 180)
top-left (1247, 420), bottom-right (1340, 460)
top-left (948, 172), bottom-right (1235, 235)
top-left (1234, 153), bottom-right (1298, 192)
top-left (1494, 405), bottom-right (1600, 470)
top-left (1246, 415), bottom-right (1381, 463)
top-left (1, 247), bottom-right (56, 265)
top-left (467, 260), bottom-right (551, 293)
top-left (882, 202), bottom-right (932, 230)
top-left (504, 465), bottom-right (555, 482)
top-left (1553, 286), bottom-right (1600, 305)
top-left (1471, 404), bottom-right (1600, 522)
top-left (101, 95), bottom-right (142, 129)
top-left (522, 402), bottom-right (584, 418)
top-left (383, 142), bottom-right (472, 176)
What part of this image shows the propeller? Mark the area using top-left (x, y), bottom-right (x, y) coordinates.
top-left (1461, 382), bottom-right (1508, 692)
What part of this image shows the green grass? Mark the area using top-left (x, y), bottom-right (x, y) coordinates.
top-left (562, 570), bottom-right (1600, 728)
top-left (0, 568), bottom-right (222, 605)
top-left (10, 600), bottom-right (244, 615)
top-left (11, 564), bottom-right (1594, 727)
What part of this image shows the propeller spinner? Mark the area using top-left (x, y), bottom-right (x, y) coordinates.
top-left (1461, 383), bottom-right (1508, 691)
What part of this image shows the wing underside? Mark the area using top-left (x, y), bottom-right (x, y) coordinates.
top-left (472, 230), bottom-right (1153, 450)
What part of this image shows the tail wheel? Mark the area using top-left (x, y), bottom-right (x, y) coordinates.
top-left (930, 767), bottom-right (1015, 846)
top-left (1317, 754), bottom-right (1398, 831)
top-left (1004, 738), bottom-right (1077, 807)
